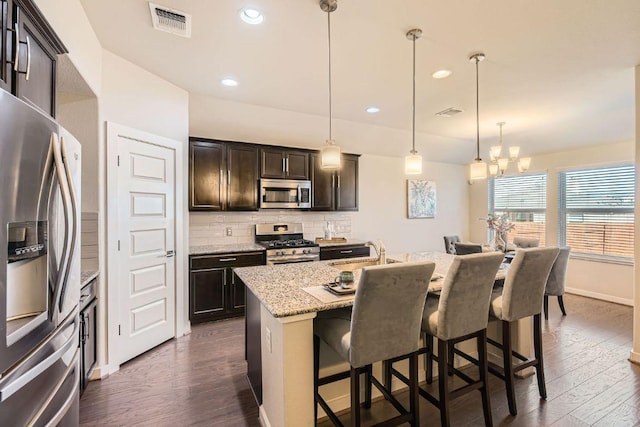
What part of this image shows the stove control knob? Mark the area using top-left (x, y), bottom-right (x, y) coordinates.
top-left (303, 249), bottom-right (309, 254)
top-left (292, 249), bottom-right (297, 255)
top-left (276, 250), bottom-right (283, 256)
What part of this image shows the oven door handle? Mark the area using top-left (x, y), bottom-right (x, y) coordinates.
top-left (268, 255), bottom-right (319, 265)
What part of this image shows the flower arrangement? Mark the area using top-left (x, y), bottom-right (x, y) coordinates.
top-left (486, 213), bottom-right (515, 234)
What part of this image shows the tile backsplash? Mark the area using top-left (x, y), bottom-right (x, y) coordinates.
top-left (81, 211), bottom-right (99, 271)
top-left (189, 211), bottom-right (353, 246)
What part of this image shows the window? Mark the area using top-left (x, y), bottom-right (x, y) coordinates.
top-left (489, 173), bottom-right (547, 245)
top-left (559, 165), bottom-right (634, 261)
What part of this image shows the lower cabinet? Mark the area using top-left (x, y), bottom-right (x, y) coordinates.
top-left (79, 278), bottom-right (97, 395)
top-left (189, 251), bottom-right (265, 324)
top-left (320, 244), bottom-right (370, 261)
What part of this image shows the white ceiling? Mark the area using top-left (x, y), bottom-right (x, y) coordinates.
top-left (79, 0), bottom-right (640, 163)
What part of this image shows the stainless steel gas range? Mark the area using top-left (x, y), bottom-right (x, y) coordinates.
top-left (255, 223), bottom-right (320, 265)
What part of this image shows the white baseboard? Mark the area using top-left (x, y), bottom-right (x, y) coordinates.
top-left (258, 405), bottom-right (272, 427)
top-left (565, 287), bottom-right (633, 306)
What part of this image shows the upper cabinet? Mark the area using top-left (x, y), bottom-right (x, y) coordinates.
top-left (189, 138), bottom-right (259, 212)
top-left (310, 153), bottom-right (359, 211)
top-left (1, 0), bottom-right (66, 117)
top-left (260, 147), bottom-right (309, 180)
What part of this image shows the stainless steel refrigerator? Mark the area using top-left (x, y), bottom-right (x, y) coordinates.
top-left (0, 88), bottom-right (81, 426)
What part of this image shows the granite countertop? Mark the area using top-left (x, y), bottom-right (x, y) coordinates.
top-left (189, 243), bottom-right (265, 255)
top-left (235, 251), bottom-right (510, 319)
top-left (81, 270), bottom-right (99, 288)
top-left (316, 239), bottom-right (368, 248)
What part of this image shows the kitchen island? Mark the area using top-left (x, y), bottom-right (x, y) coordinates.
top-left (234, 252), bottom-right (524, 427)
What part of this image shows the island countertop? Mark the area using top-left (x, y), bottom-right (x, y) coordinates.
top-left (233, 251), bottom-right (491, 319)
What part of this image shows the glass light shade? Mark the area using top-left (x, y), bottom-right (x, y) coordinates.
top-left (405, 153), bottom-right (423, 175)
top-left (489, 163), bottom-right (499, 177)
top-left (469, 160), bottom-right (487, 181)
top-left (509, 146), bottom-right (520, 160)
top-left (518, 157), bottom-right (531, 173)
top-left (497, 158), bottom-right (509, 173)
top-left (489, 145), bottom-right (502, 161)
top-left (321, 140), bottom-right (341, 169)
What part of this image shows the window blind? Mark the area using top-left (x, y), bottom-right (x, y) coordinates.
top-left (559, 165), bottom-right (634, 260)
top-left (489, 173), bottom-right (547, 245)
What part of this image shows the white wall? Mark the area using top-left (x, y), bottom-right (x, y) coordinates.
top-left (189, 95), bottom-right (469, 253)
top-left (352, 155), bottom-right (468, 253)
top-left (632, 64), bottom-right (640, 364)
top-left (469, 140), bottom-right (635, 304)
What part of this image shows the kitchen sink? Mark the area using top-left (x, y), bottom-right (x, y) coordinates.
top-left (328, 258), bottom-right (396, 272)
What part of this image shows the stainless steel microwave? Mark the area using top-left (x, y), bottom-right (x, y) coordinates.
top-left (260, 179), bottom-right (312, 209)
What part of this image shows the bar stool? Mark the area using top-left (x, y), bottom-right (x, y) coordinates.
top-left (465, 247), bottom-right (559, 416)
top-left (544, 247), bottom-right (571, 319)
top-left (384, 252), bottom-right (504, 427)
top-left (314, 261), bottom-right (435, 427)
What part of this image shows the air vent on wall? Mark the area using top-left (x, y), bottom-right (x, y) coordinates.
top-left (149, 2), bottom-right (192, 38)
top-left (435, 107), bottom-right (463, 117)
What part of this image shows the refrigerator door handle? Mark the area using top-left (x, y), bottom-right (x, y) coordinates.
top-left (50, 133), bottom-right (72, 318)
top-left (0, 316), bottom-right (77, 402)
top-left (28, 350), bottom-right (79, 427)
top-left (58, 136), bottom-right (78, 311)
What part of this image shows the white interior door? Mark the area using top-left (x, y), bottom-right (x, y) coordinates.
top-left (115, 133), bottom-right (176, 364)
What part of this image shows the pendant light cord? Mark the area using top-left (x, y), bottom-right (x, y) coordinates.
top-left (411, 34), bottom-right (416, 154)
top-left (475, 56), bottom-right (481, 161)
top-left (327, 9), bottom-right (332, 141)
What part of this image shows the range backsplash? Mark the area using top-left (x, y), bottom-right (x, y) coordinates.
top-left (189, 211), bottom-right (353, 247)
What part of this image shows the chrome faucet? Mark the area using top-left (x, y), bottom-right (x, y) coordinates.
top-left (366, 240), bottom-right (386, 264)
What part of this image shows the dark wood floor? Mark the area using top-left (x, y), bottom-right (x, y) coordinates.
top-left (80, 294), bottom-right (639, 426)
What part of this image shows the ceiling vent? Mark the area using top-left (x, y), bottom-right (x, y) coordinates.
top-left (149, 2), bottom-right (192, 38)
top-left (435, 107), bottom-right (463, 118)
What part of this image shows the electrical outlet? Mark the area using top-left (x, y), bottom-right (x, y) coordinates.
top-left (226, 227), bottom-right (232, 236)
top-left (265, 327), bottom-right (272, 353)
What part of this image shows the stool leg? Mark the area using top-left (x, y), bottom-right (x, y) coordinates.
top-left (313, 334), bottom-right (320, 424)
top-left (502, 320), bottom-right (517, 416)
top-left (543, 295), bottom-right (549, 320)
top-left (409, 352), bottom-right (419, 427)
top-left (382, 359), bottom-right (392, 393)
top-left (438, 338), bottom-right (451, 427)
top-left (426, 333), bottom-right (434, 384)
top-left (350, 367), bottom-right (360, 427)
top-left (364, 364), bottom-right (372, 409)
top-left (477, 329), bottom-right (493, 427)
top-left (534, 313), bottom-right (547, 399)
top-left (558, 295), bottom-right (567, 316)
top-left (448, 341), bottom-right (455, 376)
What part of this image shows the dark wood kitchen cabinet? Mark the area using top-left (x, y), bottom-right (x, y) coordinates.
top-left (1, 0), bottom-right (66, 117)
top-left (320, 243), bottom-right (370, 260)
top-left (189, 138), bottom-right (259, 211)
top-left (310, 152), bottom-right (359, 211)
top-left (260, 147), bottom-right (309, 180)
top-left (80, 277), bottom-right (97, 395)
top-left (189, 251), bottom-right (265, 323)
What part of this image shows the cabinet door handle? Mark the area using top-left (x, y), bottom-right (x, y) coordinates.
top-left (282, 157), bottom-right (286, 173)
top-left (340, 250), bottom-right (353, 254)
top-left (285, 157), bottom-right (289, 174)
top-left (219, 257), bottom-right (237, 262)
top-left (11, 25), bottom-right (19, 72)
top-left (24, 35), bottom-right (31, 80)
top-left (227, 170), bottom-right (231, 186)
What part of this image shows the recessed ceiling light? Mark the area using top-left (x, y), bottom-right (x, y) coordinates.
top-left (221, 78), bottom-right (238, 87)
top-left (432, 69), bottom-right (452, 79)
top-left (366, 106), bottom-right (380, 114)
top-left (240, 8), bottom-right (263, 25)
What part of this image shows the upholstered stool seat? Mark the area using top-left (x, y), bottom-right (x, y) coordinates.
top-left (385, 252), bottom-right (504, 427)
top-left (314, 261), bottom-right (435, 427)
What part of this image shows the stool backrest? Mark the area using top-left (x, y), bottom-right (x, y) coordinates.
top-left (443, 235), bottom-right (461, 254)
top-left (513, 237), bottom-right (540, 248)
top-left (545, 247), bottom-right (571, 296)
top-left (501, 247), bottom-right (560, 321)
top-left (454, 242), bottom-right (483, 255)
top-left (350, 261), bottom-right (435, 368)
top-left (436, 252), bottom-right (504, 340)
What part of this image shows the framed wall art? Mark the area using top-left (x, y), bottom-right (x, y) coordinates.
top-left (407, 180), bottom-right (436, 218)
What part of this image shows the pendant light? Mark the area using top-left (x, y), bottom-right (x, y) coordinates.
top-left (469, 52), bottom-right (487, 181)
top-left (319, 0), bottom-right (341, 169)
top-left (404, 29), bottom-right (423, 175)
